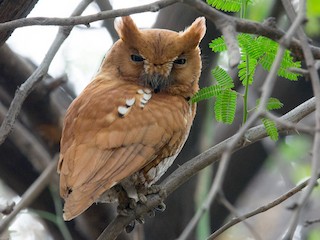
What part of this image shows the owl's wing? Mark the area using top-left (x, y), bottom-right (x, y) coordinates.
top-left (58, 80), bottom-right (192, 220)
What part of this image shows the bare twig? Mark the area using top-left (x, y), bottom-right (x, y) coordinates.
top-left (304, 218), bottom-right (320, 227)
top-left (0, 156), bottom-right (58, 234)
top-left (183, 0), bottom-right (320, 60)
top-left (0, 0), bottom-right (178, 31)
top-left (94, 0), bottom-right (118, 43)
top-left (208, 175), bottom-right (319, 239)
top-left (217, 192), bottom-right (262, 240)
top-left (0, 0), bottom-right (318, 61)
top-left (0, 0), bottom-right (93, 145)
top-left (262, 111), bottom-right (314, 135)
top-left (221, 24), bottom-right (240, 68)
top-left (281, 0), bottom-right (320, 238)
top-left (175, 2), bottom-right (308, 237)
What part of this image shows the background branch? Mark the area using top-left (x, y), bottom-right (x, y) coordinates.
top-left (208, 174), bottom-right (319, 239)
top-left (0, 0), bottom-right (93, 145)
top-left (0, 157), bottom-right (58, 233)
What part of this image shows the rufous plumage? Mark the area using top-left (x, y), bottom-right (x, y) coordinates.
top-left (58, 15), bottom-right (206, 221)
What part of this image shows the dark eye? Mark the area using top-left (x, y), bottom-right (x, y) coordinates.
top-left (131, 54), bottom-right (144, 62)
top-left (174, 58), bottom-right (186, 65)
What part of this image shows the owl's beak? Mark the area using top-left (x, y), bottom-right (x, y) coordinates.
top-left (141, 72), bottom-right (171, 93)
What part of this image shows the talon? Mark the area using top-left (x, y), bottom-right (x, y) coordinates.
top-left (125, 221), bottom-right (135, 233)
top-left (147, 209), bottom-right (156, 218)
top-left (158, 188), bottom-right (167, 199)
top-left (138, 193), bottom-right (147, 204)
top-left (129, 198), bottom-right (137, 209)
top-left (155, 202), bottom-right (166, 212)
top-left (137, 216), bottom-right (145, 224)
top-left (117, 207), bottom-right (130, 216)
top-left (147, 185), bottom-right (162, 194)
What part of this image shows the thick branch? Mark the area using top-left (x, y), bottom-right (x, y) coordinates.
top-left (98, 97), bottom-right (316, 239)
top-left (0, 0), bottom-right (319, 60)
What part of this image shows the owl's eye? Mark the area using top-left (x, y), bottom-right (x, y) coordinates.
top-left (131, 54), bottom-right (144, 62)
top-left (174, 58), bottom-right (187, 65)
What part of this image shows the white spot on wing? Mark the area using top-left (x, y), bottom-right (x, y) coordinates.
top-left (126, 98), bottom-right (135, 107)
top-left (137, 89), bottom-right (144, 94)
top-left (143, 93), bottom-right (152, 101)
top-left (144, 88), bottom-right (151, 94)
top-left (118, 106), bottom-right (129, 116)
top-left (138, 90), bottom-right (152, 109)
top-left (141, 98), bottom-right (148, 104)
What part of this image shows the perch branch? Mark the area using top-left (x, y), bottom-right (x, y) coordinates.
top-left (98, 96), bottom-right (316, 239)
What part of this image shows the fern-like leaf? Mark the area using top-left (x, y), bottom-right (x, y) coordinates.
top-left (256, 97), bottom-right (284, 111)
top-left (238, 34), bottom-right (264, 59)
top-left (238, 55), bottom-right (257, 85)
top-left (257, 36), bottom-right (301, 81)
top-left (214, 90), bottom-right (237, 124)
top-left (191, 85), bottom-right (223, 103)
top-left (261, 118), bottom-right (279, 141)
top-left (212, 66), bottom-right (234, 88)
top-left (209, 36), bottom-right (227, 53)
top-left (207, 0), bottom-right (241, 12)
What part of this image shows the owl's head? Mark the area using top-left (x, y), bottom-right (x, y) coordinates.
top-left (102, 15), bottom-right (206, 96)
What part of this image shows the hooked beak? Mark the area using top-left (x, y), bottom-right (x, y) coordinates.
top-left (140, 73), bottom-right (172, 93)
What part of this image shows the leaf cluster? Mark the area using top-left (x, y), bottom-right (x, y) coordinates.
top-left (256, 98), bottom-right (284, 141)
top-left (192, 1), bottom-right (302, 141)
top-left (192, 67), bottom-right (237, 124)
top-left (207, 0), bottom-right (252, 13)
top-left (210, 34), bottom-right (301, 82)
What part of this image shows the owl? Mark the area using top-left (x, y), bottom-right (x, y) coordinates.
top-left (58, 15), bottom-right (206, 221)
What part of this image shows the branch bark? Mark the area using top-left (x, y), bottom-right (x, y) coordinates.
top-left (0, 0), bottom-right (39, 46)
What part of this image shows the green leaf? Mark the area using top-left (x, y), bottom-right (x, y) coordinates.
top-left (209, 36), bottom-right (227, 53)
top-left (214, 90), bottom-right (237, 124)
top-left (238, 55), bottom-right (257, 85)
top-left (256, 97), bottom-right (284, 111)
top-left (207, 0), bottom-right (242, 12)
top-left (256, 36), bottom-right (301, 81)
top-left (261, 118), bottom-right (278, 141)
top-left (238, 34), bottom-right (264, 59)
top-left (191, 85), bottom-right (224, 103)
top-left (212, 66), bottom-right (234, 88)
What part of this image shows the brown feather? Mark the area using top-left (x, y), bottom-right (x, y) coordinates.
top-left (58, 15), bottom-right (206, 220)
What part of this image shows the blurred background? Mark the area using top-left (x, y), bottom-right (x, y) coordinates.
top-left (0, 0), bottom-right (319, 239)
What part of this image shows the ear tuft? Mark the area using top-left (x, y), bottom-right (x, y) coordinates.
top-left (181, 17), bottom-right (206, 49)
top-left (114, 16), bottom-right (140, 43)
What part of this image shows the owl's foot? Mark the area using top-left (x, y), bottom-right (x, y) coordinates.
top-left (136, 185), bottom-right (167, 218)
top-left (138, 185), bottom-right (167, 202)
top-left (117, 198), bottom-right (137, 216)
top-left (125, 221), bottom-right (135, 233)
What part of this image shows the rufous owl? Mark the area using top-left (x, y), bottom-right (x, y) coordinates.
top-left (58, 15), bottom-right (206, 221)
